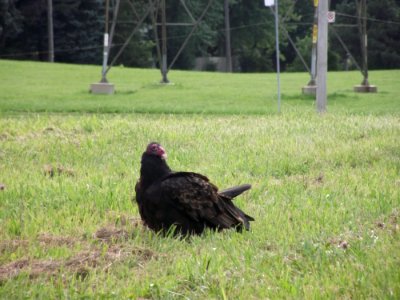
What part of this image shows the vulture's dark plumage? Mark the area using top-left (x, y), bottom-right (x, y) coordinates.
top-left (134, 142), bottom-right (254, 235)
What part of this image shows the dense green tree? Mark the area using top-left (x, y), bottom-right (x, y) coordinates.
top-left (0, 0), bottom-right (103, 63)
top-left (52, 0), bottom-right (103, 64)
top-left (0, 0), bottom-right (399, 71)
top-left (163, 0), bottom-right (224, 70)
top-left (0, 0), bottom-right (24, 50)
top-left (108, 0), bottom-right (155, 68)
top-left (0, 0), bottom-right (47, 60)
top-left (363, 0), bottom-right (400, 69)
top-left (228, 0), bottom-right (302, 72)
top-left (331, 0), bottom-right (400, 70)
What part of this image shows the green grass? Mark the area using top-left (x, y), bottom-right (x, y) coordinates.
top-left (0, 59), bottom-right (399, 115)
top-left (0, 60), bottom-right (399, 299)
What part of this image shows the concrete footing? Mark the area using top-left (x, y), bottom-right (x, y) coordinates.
top-left (353, 85), bottom-right (377, 93)
top-left (90, 82), bottom-right (115, 94)
top-left (302, 85), bottom-right (317, 95)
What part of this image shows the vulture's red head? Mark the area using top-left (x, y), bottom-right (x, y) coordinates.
top-left (146, 142), bottom-right (167, 160)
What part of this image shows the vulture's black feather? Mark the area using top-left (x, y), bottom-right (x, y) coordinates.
top-left (134, 142), bottom-right (254, 235)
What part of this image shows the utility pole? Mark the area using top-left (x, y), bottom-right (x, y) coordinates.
top-left (160, 0), bottom-right (169, 83)
top-left (47, 0), bottom-right (54, 62)
top-left (354, 0), bottom-right (377, 92)
top-left (316, 0), bottom-right (328, 113)
top-left (224, 0), bottom-right (232, 72)
top-left (274, 0), bottom-right (281, 113)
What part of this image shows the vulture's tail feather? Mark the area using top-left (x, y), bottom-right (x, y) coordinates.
top-left (219, 184), bottom-right (252, 199)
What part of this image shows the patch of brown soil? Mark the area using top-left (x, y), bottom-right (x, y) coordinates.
top-left (0, 244), bottom-right (157, 282)
top-left (314, 173), bottom-right (324, 185)
top-left (0, 259), bottom-right (31, 281)
top-left (94, 226), bottom-right (129, 242)
top-left (389, 209), bottom-right (399, 226)
top-left (375, 209), bottom-right (399, 234)
top-left (279, 173), bottom-right (325, 189)
top-left (0, 239), bottom-right (29, 254)
top-left (105, 211), bottom-right (143, 228)
top-left (43, 164), bottom-right (75, 177)
top-left (37, 233), bottom-right (78, 247)
top-left (326, 236), bottom-right (353, 250)
top-left (0, 217), bottom-right (156, 282)
top-left (0, 234), bottom-right (78, 254)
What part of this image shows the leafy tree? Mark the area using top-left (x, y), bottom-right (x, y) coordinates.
top-left (367, 0), bottom-right (400, 69)
top-left (226, 0), bottom-right (303, 72)
top-left (52, 0), bottom-right (103, 64)
top-left (0, 0), bottom-right (47, 60)
top-left (164, 0), bottom-right (224, 70)
top-left (0, 0), bottom-right (103, 63)
top-left (0, 0), bottom-right (398, 70)
top-left (0, 0), bottom-right (24, 50)
top-left (108, 0), bottom-right (155, 68)
top-left (332, 0), bottom-right (400, 70)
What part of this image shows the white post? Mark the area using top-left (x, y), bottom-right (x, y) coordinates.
top-left (264, 0), bottom-right (281, 113)
top-left (101, 0), bottom-right (110, 83)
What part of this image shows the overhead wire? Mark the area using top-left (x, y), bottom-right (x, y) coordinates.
top-left (0, 21), bottom-right (310, 58)
top-left (335, 12), bottom-right (400, 25)
top-left (0, 10), bottom-right (398, 59)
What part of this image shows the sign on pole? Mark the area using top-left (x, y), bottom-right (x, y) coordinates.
top-left (264, 0), bottom-right (274, 6)
top-left (327, 11), bottom-right (335, 23)
top-left (312, 25), bottom-right (318, 43)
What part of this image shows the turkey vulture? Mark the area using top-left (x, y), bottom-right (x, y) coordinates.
top-left (134, 142), bottom-right (254, 235)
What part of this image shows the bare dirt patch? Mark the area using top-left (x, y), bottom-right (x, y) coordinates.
top-left (0, 239), bottom-right (29, 254)
top-left (43, 164), bottom-right (75, 177)
top-left (0, 219), bottom-right (157, 283)
top-left (375, 209), bottom-right (399, 234)
top-left (0, 245), bottom-right (146, 282)
top-left (37, 233), bottom-right (79, 247)
top-left (94, 226), bottom-right (129, 242)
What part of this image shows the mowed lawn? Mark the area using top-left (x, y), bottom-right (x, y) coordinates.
top-left (0, 60), bottom-right (399, 299)
top-left (0, 59), bottom-right (399, 115)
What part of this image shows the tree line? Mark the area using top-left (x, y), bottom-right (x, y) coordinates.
top-left (1, 0), bottom-right (399, 72)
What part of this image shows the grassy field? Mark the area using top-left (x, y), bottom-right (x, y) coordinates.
top-left (0, 59), bottom-right (400, 115)
top-left (0, 60), bottom-right (399, 299)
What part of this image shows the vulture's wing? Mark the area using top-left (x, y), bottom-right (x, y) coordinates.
top-left (160, 172), bottom-right (250, 230)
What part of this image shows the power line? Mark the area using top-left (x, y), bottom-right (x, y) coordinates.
top-left (0, 21), bottom-right (294, 59)
top-left (335, 12), bottom-right (400, 25)
top-left (0, 13), bottom-right (398, 59)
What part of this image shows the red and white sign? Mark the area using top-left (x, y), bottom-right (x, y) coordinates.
top-left (327, 11), bottom-right (336, 23)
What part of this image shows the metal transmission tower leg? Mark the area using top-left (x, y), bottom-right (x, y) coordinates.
top-left (47, 0), bottom-right (54, 62)
top-left (224, 0), bottom-right (232, 72)
top-left (101, 0), bottom-right (110, 83)
top-left (354, 0), bottom-right (377, 93)
top-left (90, 0), bottom-right (119, 94)
top-left (160, 0), bottom-right (169, 83)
